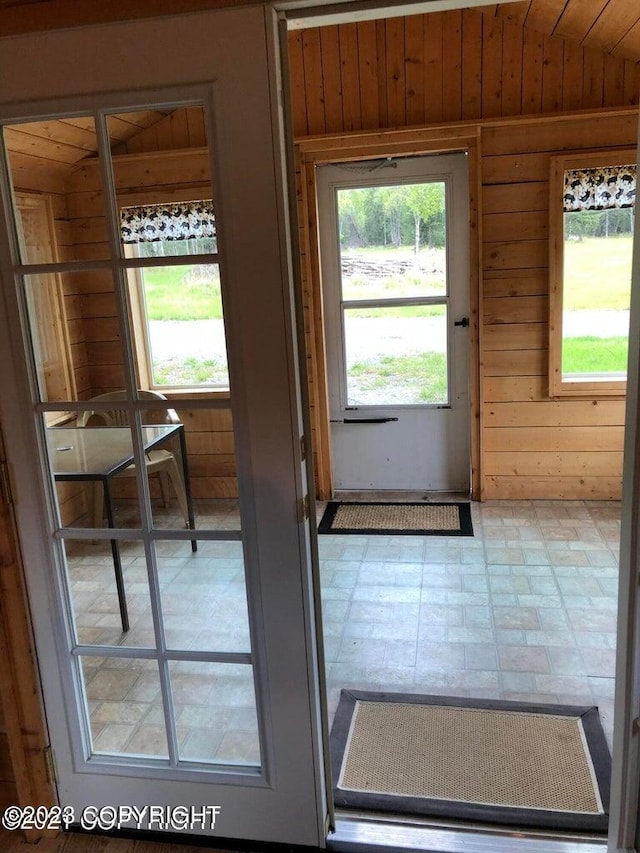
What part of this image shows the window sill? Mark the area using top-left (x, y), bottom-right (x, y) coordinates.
top-left (150, 387), bottom-right (231, 401)
top-left (549, 380), bottom-right (626, 399)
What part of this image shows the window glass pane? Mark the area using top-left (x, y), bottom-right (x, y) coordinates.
top-left (108, 106), bottom-right (224, 392)
top-left (562, 209), bottom-right (632, 380)
top-left (24, 273), bottom-right (76, 405)
top-left (47, 420), bottom-right (143, 531)
top-left (10, 101), bottom-right (260, 780)
top-left (172, 662), bottom-right (260, 766)
top-left (344, 304), bottom-right (448, 406)
top-left (45, 396), bottom-right (240, 536)
top-left (81, 657), bottom-right (169, 758)
top-left (128, 260), bottom-right (228, 389)
top-left (5, 117), bottom-right (114, 262)
top-left (107, 105), bottom-right (214, 257)
top-left (64, 539), bottom-right (155, 648)
top-left (24, 269), bottom-right (123, 405)
top-left (157, 541), bottom-right (250, 653)
top-left (337, 182), bottom-right (447, 300)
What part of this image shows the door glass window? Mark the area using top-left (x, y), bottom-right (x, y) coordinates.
top-left (125, 248), bottom-right (229, 391)
top-left (109, 109), bottom-right (229, 393)
top-left (336, 180), bottom-right (450, 407)
top-left (15, 196), bottom-right (76, 417)
top-left (3, 103), bottom-right (260, 773)
top-left (343, 305), bottom-right (448, 405)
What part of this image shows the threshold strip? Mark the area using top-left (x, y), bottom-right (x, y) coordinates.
top-left (328, 815), bottom-right (607, 853)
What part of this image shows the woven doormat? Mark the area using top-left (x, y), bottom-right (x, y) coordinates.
top-left (331, 690), bottom-right (611, 832)
top-left (318, 501), bottom-right (473, 536)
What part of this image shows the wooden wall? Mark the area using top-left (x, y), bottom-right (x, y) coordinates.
top-left (7, 159), bottom-right (90, 523)
top-left (6, 107), bottom-right (238, 517)
top-left (0, 428), bottom-right (54, 840)
top-left (480, 113), bottom-right (632, 499)
top-left (112, 105), bottom-right (208, 155)
top-left (7, 151), bottom-right (89, 400)
top-left (4, 13), bottom-right (639, 505)
top-left (290, 9), bottom-right (639, 501)
top-left (61, 129), bottom-right (238, 503)
top-left (0, 701), bottom-right (17, 815)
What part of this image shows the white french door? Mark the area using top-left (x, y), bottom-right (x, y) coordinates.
top-left (0, 8), bottom-right (325, 846)
top-left (317, 153), bottom-right (471, 493)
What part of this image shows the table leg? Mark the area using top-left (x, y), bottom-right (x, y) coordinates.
top-left (103, 478), bottom-right (129, 632)
top-left (178, 427), bottom-right (198, 553)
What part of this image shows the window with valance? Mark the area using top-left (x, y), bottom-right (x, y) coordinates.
top-left (549, 151), bottom-right (636, 398)
top-left (120, 200), bottom-right (216, 244)
top-left (562, 165), bottom-right (636, 213)
top-left (121, 199), bottom-right (228, 392)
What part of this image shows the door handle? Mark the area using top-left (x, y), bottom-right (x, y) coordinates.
top-left (330, 417), bottom-right (399, 424)
top-left (454, 317), bottom-right (469, 327)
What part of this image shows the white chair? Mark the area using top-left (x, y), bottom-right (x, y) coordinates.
top-left (78, 390), bottom-right (190, 529)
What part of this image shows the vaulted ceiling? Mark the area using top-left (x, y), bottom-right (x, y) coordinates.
top-left (0, 1), bottom-right (638, 61)
top-left (1, 0), bottom-right (639, 172)
top-left (489, 1), bottom-right (640, 63)
top-left (4, 112), bottom-right (173, 170)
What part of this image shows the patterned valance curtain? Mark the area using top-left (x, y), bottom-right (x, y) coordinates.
top-left (120, 200), bottom-right (215, 242)
top-left (563, 165), bottom-right (636, 212)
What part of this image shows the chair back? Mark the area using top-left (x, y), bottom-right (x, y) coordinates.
top-left (78, 390), bottom-right (180, 427)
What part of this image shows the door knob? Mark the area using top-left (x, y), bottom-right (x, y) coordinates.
top-left (454, 317), bottom-right (469, 327)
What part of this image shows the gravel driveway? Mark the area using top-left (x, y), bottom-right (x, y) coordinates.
top-left (150, 310), bottom-right (630, 366)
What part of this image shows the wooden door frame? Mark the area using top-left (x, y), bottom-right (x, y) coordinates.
top-left (0, 424), bottom-right (54, 843)
top-left (295, 124), bottom-right (482, 500)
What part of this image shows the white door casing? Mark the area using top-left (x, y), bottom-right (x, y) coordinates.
top-left (608, 111), bottom-right (640, 853)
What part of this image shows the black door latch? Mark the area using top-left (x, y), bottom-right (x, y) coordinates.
top-left (454, 317), bottom-right (469, 327)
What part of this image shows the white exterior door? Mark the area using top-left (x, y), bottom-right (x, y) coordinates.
top-left (0, 8), bottom-right (326, 846)
top-left (318, 153), bottom-right (471, 493)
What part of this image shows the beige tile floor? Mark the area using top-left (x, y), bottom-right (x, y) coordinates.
top-left (319, 499), bottom-right (619, 750)
top-left (65, 497), bottom-right (620, 765)
top-left (65, 505), bottom-right (259, 767)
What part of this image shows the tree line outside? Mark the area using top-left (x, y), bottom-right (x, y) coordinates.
top-left (564, 207), bottom-right (633, 241)
top-left (338, 182), bottom-right (446, 254)
top-left (336, 183), bottom-right (450, 405)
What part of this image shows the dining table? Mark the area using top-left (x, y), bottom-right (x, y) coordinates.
top-left (47, 424), bottom-right (197, 632)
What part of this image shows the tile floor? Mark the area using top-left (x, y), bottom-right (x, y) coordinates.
top-left (319, 499), bottom-right (619, 750)
top-left (65, 514), bottom-right (259, 766)
top-left (65, 497), bottom-right (620, 766)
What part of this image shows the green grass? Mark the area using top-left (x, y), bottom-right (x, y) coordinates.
top-left (349, 352), bottom-right (448, 403)
top-left (348, 305), bottom-right (445, 319)
top-left (142, 266), bottom-right (223, 321)
top-left (140, 243), bottom-right (631, 387)
top-left (562, 336), bottom-right (628, 376)
top-left (344, 275), bottom-right (446, 302)
top-left (153, 356), bottom-right (228, 387)
top-left (139, 238), bottom-right (632, 321)
top-left (564, 235), bottom-right (632, 311)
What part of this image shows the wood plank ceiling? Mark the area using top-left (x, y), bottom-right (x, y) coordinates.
top-left (4, 111), bottom-right (173, 173)
top-left (491, 0), bottom-right (640, 62)
top-left (0, 0), bottom-right (639, 65)
top-left (0, 0), bottom-right (639, 170)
